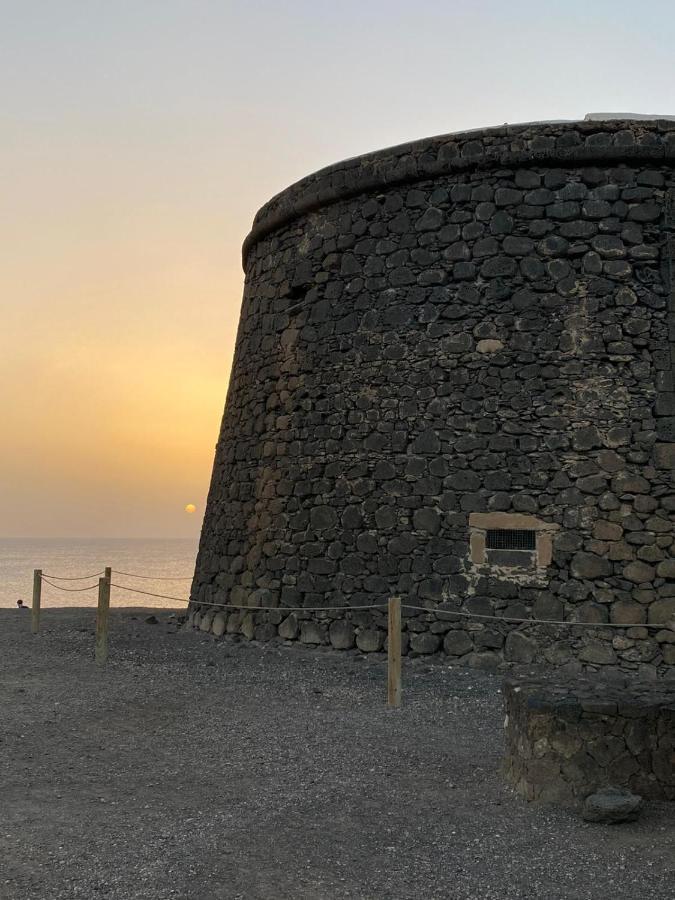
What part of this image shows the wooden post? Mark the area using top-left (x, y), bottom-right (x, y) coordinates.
top-left (31, 569), bottom-right (42, 634)
top-left (387, 595), bottom-right (402, 707)
top-left (95, 575), bottom-right (111, 665)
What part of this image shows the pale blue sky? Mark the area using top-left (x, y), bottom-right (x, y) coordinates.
top-left (3, 1), bottom-right (674, 215)
top-left (1, 1), bottom-right (673, 537)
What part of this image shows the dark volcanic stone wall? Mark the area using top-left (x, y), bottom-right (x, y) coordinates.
top-left (503, 677), bottom-right (675, 803)
top-left (191, 120), bottom-right (675, 674)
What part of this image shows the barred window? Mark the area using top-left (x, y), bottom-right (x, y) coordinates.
top-left (485, 529), bottom-right (536, 551)
top-left (469, 512), bottom-right (559, 569)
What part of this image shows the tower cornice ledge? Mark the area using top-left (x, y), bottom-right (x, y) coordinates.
top-left (242, 118), bottom-right (675, 268)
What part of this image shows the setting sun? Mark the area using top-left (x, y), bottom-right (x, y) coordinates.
top-left (184, 503), bottom-right (196, 514)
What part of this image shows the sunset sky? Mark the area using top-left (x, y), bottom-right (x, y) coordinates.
top-left (2, 1), bottom-right (673, 538)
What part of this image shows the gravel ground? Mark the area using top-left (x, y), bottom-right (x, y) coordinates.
top-left (1, 607), bottom-right (673, 900)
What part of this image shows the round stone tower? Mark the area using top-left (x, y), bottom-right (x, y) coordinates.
top-left (191, 118), bottom-right (674, 674)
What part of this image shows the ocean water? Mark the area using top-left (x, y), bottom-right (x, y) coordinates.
top-left (0, 538), bottom-right (198, 609)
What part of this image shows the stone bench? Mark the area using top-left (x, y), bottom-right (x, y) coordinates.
top-left (503, 677), bottom-right (675, 806)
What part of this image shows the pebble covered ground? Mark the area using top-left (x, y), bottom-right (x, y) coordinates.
top-left (1, 607), bottom-right (673, 900)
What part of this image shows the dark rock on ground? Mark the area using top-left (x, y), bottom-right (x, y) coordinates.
top-left (582, 787), bottom-right (644, 824)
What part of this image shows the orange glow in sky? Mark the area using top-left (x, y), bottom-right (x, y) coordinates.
top-left (2, 2), bottom-right (672, 537)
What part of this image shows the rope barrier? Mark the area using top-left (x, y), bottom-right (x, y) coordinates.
top-left (184, 598), bottom-right (667, 631)
top-left (181, 598), bottom-right (668, 631)
top-left (188, 598), bottom-right (389, 613)
top-left (112, 570), bottom-right (193, 581)
top-left (35, 571), bottom-right (671, 631)
top-left (38, 569), bottom-right (192, 582)
top-left (41, 571), bottom-right (105, 580)
top-left (110, 583), bottom-right (387, 612)
top-left (40, 577), bottom-right (100, 593)
top-left (109, 583), bottom-right (187, 603)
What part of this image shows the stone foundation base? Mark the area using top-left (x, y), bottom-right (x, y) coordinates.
top-left (503, 677), bottom-right (675, 805)
top-left (186, 603), bottom-right (675, 677)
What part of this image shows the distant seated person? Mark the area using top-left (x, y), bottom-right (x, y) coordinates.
top-left (17, 599), bottom-right (27, 610)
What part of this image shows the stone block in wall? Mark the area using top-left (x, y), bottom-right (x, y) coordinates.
top-left (532, 594), bottom-right (564, 621)
top-left (578, 640), bottom-right (617, 666)
top-left (241, 613), bottom-right (255, 640)
top-left (300, 622), bottom-right (326, 644)
top-left (573, 602), bottom-right (608, 624)
top-left (356, 628), bottom-right (384, 652)
top-left (254, 623), bottom-right (277, 642)
top-left (610, 600), bottom-right (645, 625)
top-left (443, 631), bottom-right (473, 656)
top-left (570, 552), bottom-right (611, 578)
top-left (623, 561), bottom-right (657, 584)
top-left (544, 643), bottom-right (573, 666)
top-left (226, 611), bottom-right (243, 634)
top-left (657, 560), bottom-right (675, 579)
top-left (329, 620), bottom-right (355, 649)
top-left (199, 611), bottom-right (215, 632)
top-left (278, 614), bottom-right (299, 640)
top-left (211, 612), bottom-right (228, 637)
top-left (504, 631), bottom-right (537, 663)
top-left (648, 598), bottom-right (675, 624)
top-left (407, 616), bottom-right (432, 633)
top-left (474, 628), bottom-right (505, 650)
top-left (653, 443), bottom-right (675, 469)
top-left (409, 632), bottom-right (441, 654)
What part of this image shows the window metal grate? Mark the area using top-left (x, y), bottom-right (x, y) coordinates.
top-left (486, 528), bottom-right (536, 551)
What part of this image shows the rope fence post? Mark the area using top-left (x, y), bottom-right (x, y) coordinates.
top-left (95, 574), bottom-right (111, 665)
top-left (387, 595), bottom-right (402, 708)
top-left (32, 569), bottom-right (42, 634)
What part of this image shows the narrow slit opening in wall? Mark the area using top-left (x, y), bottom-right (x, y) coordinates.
top-left (485, 528), bottom-right (536, 551)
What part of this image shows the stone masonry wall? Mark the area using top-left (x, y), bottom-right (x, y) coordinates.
top-left (503, 677), bottom-right (675, 804)
top-left (191, 120), bottom-right (675, 675)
